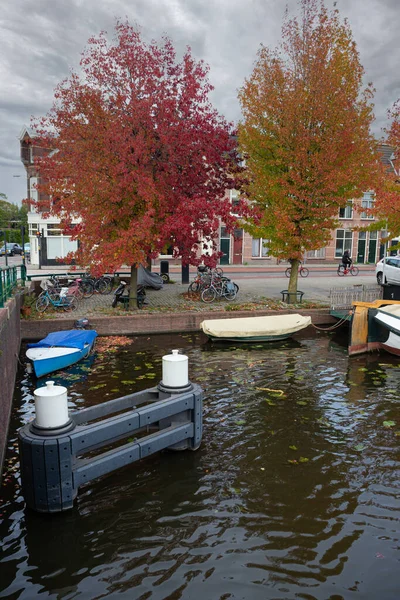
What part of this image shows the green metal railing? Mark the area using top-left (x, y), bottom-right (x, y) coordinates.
top-left (0, 264), bottom-right (27, 308)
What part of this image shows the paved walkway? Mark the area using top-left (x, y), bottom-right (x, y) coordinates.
top-left (24, 264), bottom-right (380, 317)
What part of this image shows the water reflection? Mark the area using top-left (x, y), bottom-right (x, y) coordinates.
top-left (1, 331), bottom-right (400, 599)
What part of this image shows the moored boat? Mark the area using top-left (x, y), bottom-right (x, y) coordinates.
top-left (200, 314), bottom-right (311, 342)
top-left (26, 330), bottom-right (98, 378)
top-left (374, 304), bottom-right (400, 356)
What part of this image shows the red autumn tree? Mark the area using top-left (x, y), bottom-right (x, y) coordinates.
top-left (32, 22), bottom-right (237, 302)
top-left (238, 0), bottom-right (379, 298)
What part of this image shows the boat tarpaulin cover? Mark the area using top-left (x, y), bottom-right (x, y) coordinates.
top-left (200, 314), bottom-right (311, 338)
top-left (377, 304), bottom-right (400, 318)
top-left (27, 330), bottom-right (98, 351)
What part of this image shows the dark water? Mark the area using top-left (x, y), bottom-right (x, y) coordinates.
top-left (1, 330), bottom-right (400, 599)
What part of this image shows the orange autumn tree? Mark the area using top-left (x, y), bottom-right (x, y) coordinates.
top-left (31, 22), bottom-right (237, 306)
top-left (371, 104), bottom-right (400, 239)
top-left (238, 0), bottom-right (379, 299)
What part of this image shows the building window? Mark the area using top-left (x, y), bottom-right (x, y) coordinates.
top-left (29, 224), bottom-right (38, 235)
top-left (335, 229), bottom-right (353, 257)
top-left (339, 201), bottom-right (353, 219)
top-left (361, 192), bottom-right (374, 219)
top-left (220, 227), bottom-right (229, 238)
top-left (47, 224), bottom-right (62, 236)
top-left (305, 248), bottom-right (326, 259)
top-left (230, 190), bottom-right (240, 214)
top-left (252, 238), bottom-right (269, 257)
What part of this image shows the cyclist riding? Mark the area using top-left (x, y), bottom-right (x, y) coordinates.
top-left (342, 250), bottom-right (352, 269)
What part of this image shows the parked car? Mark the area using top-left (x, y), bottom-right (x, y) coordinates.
top-left (24, 243), bottom-right (31, 258)
top-left (376, 257), bottom-right (400, 285)
top-left (0, 242), bottom-right (18, 256)
top-left (1, 243), bottom-right (23, 256)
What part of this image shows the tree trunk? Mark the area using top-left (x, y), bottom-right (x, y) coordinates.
top-left (287, 258), bottom-right (300, 303)
top-left (129, 264), bottom-right (138, 309)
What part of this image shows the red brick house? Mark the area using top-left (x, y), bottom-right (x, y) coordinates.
top-left (20, 126), bottom-right (395, 268)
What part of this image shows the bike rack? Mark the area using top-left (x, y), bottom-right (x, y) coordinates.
top-left (280, 290), bottom-right (304, 303)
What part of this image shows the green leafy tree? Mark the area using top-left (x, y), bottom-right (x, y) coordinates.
top-left (0, 197), bottom-right (28, 243)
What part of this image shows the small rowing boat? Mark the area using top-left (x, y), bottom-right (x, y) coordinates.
top-left (26, 330), bottom-right (98, 378)
top-left (200, 314), bottom-right (311, 342)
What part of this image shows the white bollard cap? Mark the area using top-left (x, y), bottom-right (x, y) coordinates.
top-left (161, 349), bottom-right (189, 389)
top-left (33, 381), bottom-right (69, 429)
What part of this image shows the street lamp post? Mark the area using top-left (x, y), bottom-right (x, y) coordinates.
top-left (36, 230), bottom-right (42, 270)
top-left (21, 225), bottom-right (26, 267)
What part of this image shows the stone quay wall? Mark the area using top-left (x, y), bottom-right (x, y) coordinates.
top-left (0, 296), bottom-right (21, 476)
top-left (20, 309), bottom-right (336, 339)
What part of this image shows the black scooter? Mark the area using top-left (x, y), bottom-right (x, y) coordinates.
top-left (112, 281), bottom-right (146, 309)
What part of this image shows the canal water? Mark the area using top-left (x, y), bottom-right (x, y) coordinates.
top-left (1, 330), bottom-right (399, 599)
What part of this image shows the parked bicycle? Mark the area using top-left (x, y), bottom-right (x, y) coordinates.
top-left (285, 265), bottom-right (309, 278)
top-left (36, 281), bottom-right (78, 313)
top-left (337, 264), bottom-right (359, 276)
top-left (201, 273), bottom-right (238, 303)
top-left (188, 266), bottom-right (225, 295)
top-left (78, 273), bottom-right (111, 295)
top-left (49, 275), bottom-right (95, 300)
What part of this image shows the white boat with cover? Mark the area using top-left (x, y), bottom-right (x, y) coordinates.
top-left (200, 314), bottom-right (311, 342)
top-left (26, 330), bottom-right (98, 378)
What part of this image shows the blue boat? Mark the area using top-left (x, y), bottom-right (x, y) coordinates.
top-left (26, 330), bottom-right (98, 378)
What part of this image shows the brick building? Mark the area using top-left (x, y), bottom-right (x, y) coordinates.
top-left (19, 126), bottom-right (396, 268)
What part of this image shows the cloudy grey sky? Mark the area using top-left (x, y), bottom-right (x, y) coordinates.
top-left (1, 0), bottom-right (399, 205)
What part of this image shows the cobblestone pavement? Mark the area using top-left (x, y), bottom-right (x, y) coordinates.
top-left (26, 269), bottom-right (378, 318)
top-left (60, 280), bottom-right (274, 317)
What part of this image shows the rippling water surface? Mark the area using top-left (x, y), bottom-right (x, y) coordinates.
top-left (1, 331), bottom-right (400, 599)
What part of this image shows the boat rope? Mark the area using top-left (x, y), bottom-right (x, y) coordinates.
top-left (311, 316), bottom-right (350, 331)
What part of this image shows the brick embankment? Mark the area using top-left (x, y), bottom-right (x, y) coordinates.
top-left (21, 308), bottom-right (337, 340)
top-left (1, 297), bottom-right (21, 476)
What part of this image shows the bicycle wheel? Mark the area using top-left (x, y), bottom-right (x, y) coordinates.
top-left (300, 267), bottom-right (309, 277)
top-left (101, 276), bottom-right (114, 293)
top-left (80, 280), bottom-right (95, 298)
top-left (201, 287), bottom-right (216, 303)
top-left (160, 273), bottom-right (170, 283)
top-left (214, 267), bottom-right (224, 276)
top-left (285, 268), bottom-right (291, 278)
top-left (95, 278), bottom-right (108, 294)
top-left (350, 266), bottom-right (359, 276)
top-left (223, 286), bottom-right (237, 301)
top-left (188, 281), bottom-right (200, 293)
top-left (36, 294), bottom-right (49, 313)
top-left (337, 265), bottom-right (345, 276)
top-left (63, 295), bottom-right (78, 312)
